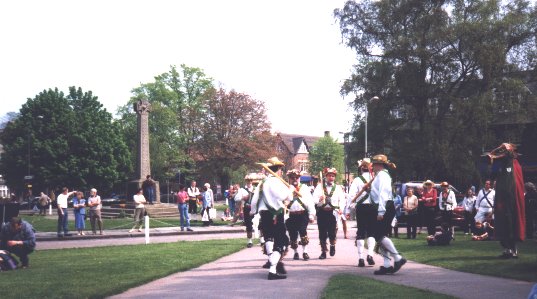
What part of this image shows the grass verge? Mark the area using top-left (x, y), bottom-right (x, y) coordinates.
top-left (321, 274), bottom-right (455, 299)
top-left (0, 238), bottom-right (244, 299)
top-left (394, 232), bottom-right (537, 282)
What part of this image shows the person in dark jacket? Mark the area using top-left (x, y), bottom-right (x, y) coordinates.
top-left (0, 217), bottom-right (36, 268)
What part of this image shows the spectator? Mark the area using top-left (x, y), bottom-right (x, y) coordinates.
top-left (187, 181), bottom-right (200, 214)
top-left (420, 180), bottom-right (438, 236)
top-left (129, 188), bottom-right (146, 233)
top-left (403, 187), bottom-right (419, 239)
top-left (200, 185), bottom-right (213, 226)
top-left (525, 182), bottom-right (537, 239)
top-left (73, 192), bottom-right (86, 235)
top-left (142, 175), bottom-right (156, 205)
top-left (38, 192), bottom-right (50, 216)
top-left (176, 185), bottom-right (193, 232)
top-left (438, 182), bottom-right (456, 238)
top-left (57, 187), bottom-right (76, 238)
top-left (427, 222), bottom-right (452, 246)
top-left (460, 188), bottom-right (477, 234)
top-left (87, 188), bottom-right (104, 235)
top-left (0, 217), bottom-right (36, 268)
top-left (227, 185), bottom-right (237, 218)
top-left (415, 185), bottom-right (424, 234)
top-left (231, 184), bottom-right (247, 224)
top-left (472, 220), bottom-right (494, 241)
top-left (390, 188), bottom-right (402, 238)
top-left (475, 180), bottom-right (495, 228)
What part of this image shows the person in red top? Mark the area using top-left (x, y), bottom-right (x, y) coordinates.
top-left (176, 185), bottom-right (193, 232)
top-left (420, 180), bottom-right (438, 236)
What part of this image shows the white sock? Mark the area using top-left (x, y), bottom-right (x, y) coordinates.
top-left (265, 241), bottom-right (274, 256)
top-left (293, 248), bottom-right (298, 254)
top-left (248, 238), bottom-right (252, 244)
top-left (356, 239), bottom-right (365, 259)
top-left (269, 251), bottom-right (281, 274)
top-left (367, 237), bottom-right (375, 256)
top-left (381, 238), bottom-right (401, 262)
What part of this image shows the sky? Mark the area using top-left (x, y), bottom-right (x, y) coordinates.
top-left (0, 0), bottom-right (358, 138)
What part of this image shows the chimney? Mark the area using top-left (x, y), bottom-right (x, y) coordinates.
top-left (324, 131), bottom-right (330, 137)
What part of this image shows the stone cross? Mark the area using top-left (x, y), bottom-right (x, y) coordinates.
top-left (134, 99), bottom-right (151, 180)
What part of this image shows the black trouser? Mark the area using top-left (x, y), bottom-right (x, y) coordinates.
top-left (200, 207), bottom-right (212, 225)
top-left (286, 212), bottom-right (309, 247)
top-left (463, 211), bottom-right (474, 234)
top-left (8, 245), bottom-right (34, 267)
top-left (422, 206), bottom-right (437, 235)
top-left (316, 208), bottom-right (337, 250)
top-left (243, 205), bottom-right (253, 235)
top-left (405, 213), bottom-right (418, 238)
top-left (259, 210), bottom-right (289, 253)
top-left (188, 199), bottom-right (197, 214)
top-left (440, 210), bottom-right (453, 227)
top-left (355, 204), bottom-right (377, 240)
top-left (374, 200), bottom-right (395, 242)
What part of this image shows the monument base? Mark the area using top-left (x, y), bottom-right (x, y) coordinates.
top-left (127, 179), bottom-right (160, 204)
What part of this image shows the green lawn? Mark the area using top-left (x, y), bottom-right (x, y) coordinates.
top-left (322, 274), bottom-right (455, 299)
top-left (0, 239), bottom-right (244, 299)
top-left (22, 215), bottom-right (229, 232)
top-left (393, 232), bottom-right (537, 282)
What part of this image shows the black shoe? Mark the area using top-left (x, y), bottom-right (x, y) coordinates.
top-left (276, 262), bottom-right (287, 275)
top-left (64, 233), bottom-right (72, 237)
top-left (268, 272), bottom-right (287, 280)
top-left (393, 258), bottom-right (407, 273)
top-left (57, 234), bottom-right (64, 238)
top-left (293, 252), bottom-right (299, 260)
top-left (247, 243), bottom-right (253, 248)
top-left (358, 259), bottom-right (365, 267)
top-left (366, 255), bottom-right (375, 266)
top-left (319, 252), bottom-right (327, 259)
top-left (499, 251), bottom-right (513, 259)
top-left (374, 266), bottom-right (394, 275)
top-left (262, 261), bottom-right (271, 269)
top-left (329, 245), bottom-right (335, 256)
top-left (303, 253), bottom-right (310, 260)
top-left (186, 228), bottom-right (193, 232)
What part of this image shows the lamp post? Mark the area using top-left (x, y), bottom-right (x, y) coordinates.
top-left (26, 115), bottom-right (43, 209)
top-left (365, 96), bottom-right (379, 157)
top-left (339, 131), bottom-right (350, 192)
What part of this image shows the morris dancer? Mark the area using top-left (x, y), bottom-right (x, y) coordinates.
top-left (369, 154), bottom-right (406, 275)
top-left (313, 167), bottom-right (345, 259)
top-left (242, 173), bottom-right (264, 248)
top-left (250, 157), bottom-right (292, 280)
top-left (285, 169), bottom-right (316, 261)
top-left (348, 158), bottom-right (376, 267)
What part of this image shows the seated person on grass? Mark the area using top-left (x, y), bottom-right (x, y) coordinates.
top-left (472, 220), bottom-right (494, 241)
top-left (427, 222), bottom-right (452, 246)
top-left (0, 217), bottom-right (36, 268)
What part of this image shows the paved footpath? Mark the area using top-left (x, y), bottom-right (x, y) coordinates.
top-left (100, 227), bottom-right (534, 299)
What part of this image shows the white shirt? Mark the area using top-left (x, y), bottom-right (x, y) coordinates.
top-left (133, 194), bottom-right (146, 208)
top-left (187, 187), bottom-right (200, 198)
top-left (476, 188), bottom-right (495, 212)
top-left (369, 169), bottom-right (393, 216)
top-left (349, 172), bottom-right (372, 204)
top-left (438, 190), bottom-right (457, 211)
top-left (57, 193), bottom-right (71, 209)
top-left (205, 189), bottom-right (214, 207)
top-left (288, 183), bottom-right (316, 220)
top-left (235, 187), bottom-right (249, 202)
top-left (312, 181), bottom-right (346, 210)
top-left (461, 195), bottom-right (476, 212)
top-left (250, 175), bottom-right (292, 215)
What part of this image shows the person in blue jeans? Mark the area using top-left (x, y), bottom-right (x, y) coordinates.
top-left (57, 187), bottom-right (76, 237)
top-left (176, 186), bottom-right (193, 231)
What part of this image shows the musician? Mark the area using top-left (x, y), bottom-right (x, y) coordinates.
top-left (438, 181), bottom-right (456, 238)
top-left (313, 167), bottom-right (345, 259)
top-left (250, 157), bottom-right (292, 280)
top-left (369, 154), bottom-right (406, 275)
top-left (187, 181), bottom-right (200, 214)
top-left (348, 158), bottom-right (376, 267)
top-left (285, 169), bottom-right (316, 261)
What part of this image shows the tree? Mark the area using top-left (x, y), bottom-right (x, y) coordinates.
top-left (117, 65), bottom-right (214, 182)
top-left (335, 0), bottom-right (537, 188)
top-left (308, 135), bottom-right (345, 182)
top-left (193, 88), bottom-right (277, 188)
top-left (0, 87), bottom-right (131, 195)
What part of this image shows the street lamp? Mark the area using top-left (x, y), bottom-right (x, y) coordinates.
top-left (365, 96), bottom-right (379, 157)
top-left (339, 131), bottom-right (350, 192)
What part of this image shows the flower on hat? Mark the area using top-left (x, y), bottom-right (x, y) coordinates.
top-left (286, 169), bottom-right (301, 177)
top-left (323, 167), bottom-right (338, 175)
top-left (267, 157), bottom-right (285, 167)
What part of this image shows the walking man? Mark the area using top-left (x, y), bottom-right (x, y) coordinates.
top-left (313, 167), bottom-right (345, 259)
top-left (285, 169), bottom-right (316, 261)
top-left (348, 158), bottom-right (376, 267)
top-left (250, 157), bottom-right (292, 280)
top-left (369, 154), bottom-right (406, 275)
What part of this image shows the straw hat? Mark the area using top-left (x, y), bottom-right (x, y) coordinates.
top-left (357, 158), bottom-right (371, 168)
top-left (286, 169), bottom-right (301, 177)
top-left (323, 167), bottom-right (338, 175)
top-left (267, 156), bottom-right (285, 167)
top-left (371, 154), bottom-right (396, 169)
top-left (423, 179), bottom-right (434, 186)
top-left (244, 172), bottom-right (266, 184)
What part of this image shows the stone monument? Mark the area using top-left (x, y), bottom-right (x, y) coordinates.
top-left (127, 99), bottom-right (160, 203)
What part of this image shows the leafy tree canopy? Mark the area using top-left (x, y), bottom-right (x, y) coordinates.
top-left (309, 135), bottom-right (345, 183)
